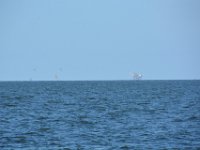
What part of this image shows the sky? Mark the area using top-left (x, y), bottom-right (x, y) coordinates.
top-left (0, 0), bottom-right (200, 80)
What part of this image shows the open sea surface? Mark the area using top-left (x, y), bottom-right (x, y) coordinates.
top-left (0, 80), bottom-right (200, 149)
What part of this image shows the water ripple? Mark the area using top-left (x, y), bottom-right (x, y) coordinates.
top-left (0, 81), bottom-right (200, 149)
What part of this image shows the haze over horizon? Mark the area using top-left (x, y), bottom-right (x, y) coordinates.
top-left (0, 0), bottom-right (200, 81)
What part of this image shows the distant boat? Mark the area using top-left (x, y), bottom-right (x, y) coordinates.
top-left (131, 72), bottom-right (143, 80)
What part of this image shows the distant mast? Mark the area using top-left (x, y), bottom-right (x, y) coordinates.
top-left (131, 72), bottom-right (143, 80)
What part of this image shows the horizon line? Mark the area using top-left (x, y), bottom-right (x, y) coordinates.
top-left (0, 79), bottom-right (199, 82)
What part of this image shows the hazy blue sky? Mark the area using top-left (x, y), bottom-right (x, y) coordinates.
top-left (0, 0), bottom-right (200, 80)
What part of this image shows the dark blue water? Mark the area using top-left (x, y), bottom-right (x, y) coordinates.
top-left (0, 81), bottom-right (200, 149)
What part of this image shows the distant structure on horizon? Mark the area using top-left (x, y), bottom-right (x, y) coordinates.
top-left (131, 72), bottom-right (143, 80)
top-left (54, 74), bottom-right (59, 80)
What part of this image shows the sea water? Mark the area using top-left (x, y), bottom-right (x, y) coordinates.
top-left (0, 81), bottom-right (200, 149)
